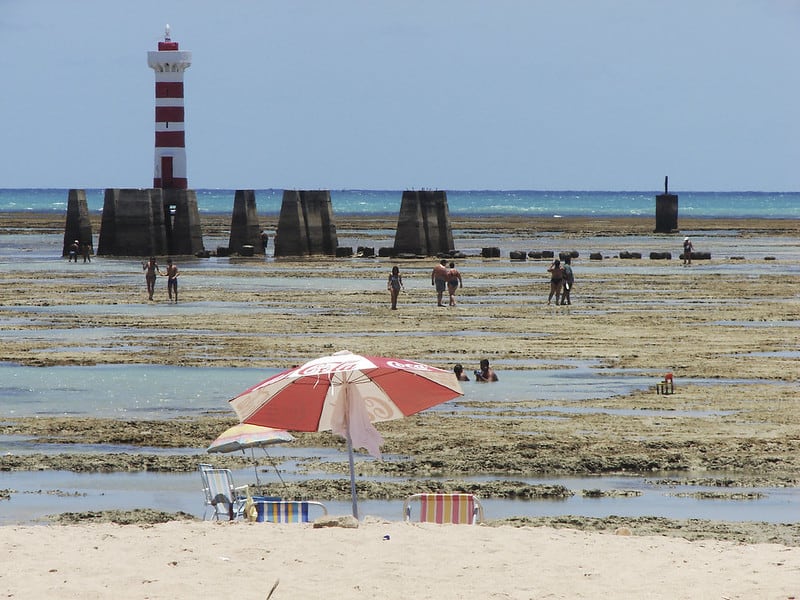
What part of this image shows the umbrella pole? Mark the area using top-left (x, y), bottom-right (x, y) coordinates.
top-left (250, 448), bottom-right (261, 486)
top-left (346, 427), bottom-right (359, 520)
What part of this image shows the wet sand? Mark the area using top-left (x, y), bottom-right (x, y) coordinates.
top-left (1, 214), bottom-right (798, 544)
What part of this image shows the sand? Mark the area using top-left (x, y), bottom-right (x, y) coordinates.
top-left (1, 214), bottom-right (799, 597)
top-left (2, 519), bottom-right (799, 599)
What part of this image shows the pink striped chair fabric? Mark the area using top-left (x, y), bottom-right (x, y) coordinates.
top-left (403, 493), bottom-right (485, 524)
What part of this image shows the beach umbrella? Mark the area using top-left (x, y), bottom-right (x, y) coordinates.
top-left (207, 423), bottom-right (294, 486)
top-left (229, 350), bottom-right (463, 518)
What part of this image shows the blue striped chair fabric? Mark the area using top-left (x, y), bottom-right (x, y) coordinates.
top-left (199, 463), bottom-right (249, 521)
top-left (255, 500), bottom-right (328, 523)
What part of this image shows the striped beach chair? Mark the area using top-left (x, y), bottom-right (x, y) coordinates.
top-left (403, 493), bottom-right (485, 525)
top-left (257, 500), bottom-right (328, 523)
top-left (199, 463), bottom-right (249, 521)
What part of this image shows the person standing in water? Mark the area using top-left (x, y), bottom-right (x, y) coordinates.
top-left (431, 259), bottom-right (448, 307)
top-left (547, 259), bottom-right (564, 305)
top-left (166, 258), bottom-right (179, 303)
top-left (683, 237), bottom-right (694, 266)
top-left (447, 261), bottom-right (463, 306)
top-left (561, 256), bottom-right (574, 305)
top-left (387, 265), bottom-right (403, 310)
top-left (143, 257), bottom-right (161, 301)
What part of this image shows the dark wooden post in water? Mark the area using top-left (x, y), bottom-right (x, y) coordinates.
top-left (274, 190), bottom-right (338, 257)
top-left (654, 176), bottom-right (679, 233)
top-left (393, 190), bottom-right (455, 256)
top-left (62, 189), bottom-right (93, 257)
top-left (228, 190), bottom-right (263, 255)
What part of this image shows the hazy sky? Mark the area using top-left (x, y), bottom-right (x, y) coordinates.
top-left (1, 1), bottom-right (798, 191)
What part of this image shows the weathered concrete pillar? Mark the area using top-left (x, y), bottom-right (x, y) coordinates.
top-left (228, 190), bottom-right (263, 255)
top-left (97, 188), bottom-right (204, 256)
top-left (393, 190), bottom-right (455, 256)
top-left (303, 190), bottom-right (338, 255)
top-left (163, 188), bottom-right (204, 256)
top-left (98, 189), bottom-right (166, 256)
top-left (62, 189), bottom-right (93, 256)
top-left (274, 190), bottom-right (338, 257)
top-left (655, 176), bottom-right (678, 233)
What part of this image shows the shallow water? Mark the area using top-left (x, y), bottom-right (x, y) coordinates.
top-left (1, 362), bottom-right (795, 524)
top-left (1, 226), bottom-right (797, 525)
top-left (2, 466), bottom-right (797, 525)
top-left (0, 363), bottom-right (745, 418)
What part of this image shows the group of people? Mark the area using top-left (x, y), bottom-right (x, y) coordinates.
top-left (386, 259), bottom-right (465, 310)
top-left (143, 257), bottom-right (179, 302)
top-left (453, 359), bottom-right (498, 382)
top-left (432, 259), bottom-right (463, 307)
top-left (546, 256), bottom-right (575, 305)
top-left (66, 240), bottom-right (92, 263)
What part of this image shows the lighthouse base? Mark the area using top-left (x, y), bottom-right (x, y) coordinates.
top-left (97, 188), bottom-right (204, 256)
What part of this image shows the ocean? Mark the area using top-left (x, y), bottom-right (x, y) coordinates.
top-left (1, 188), bottom-right (798, 218)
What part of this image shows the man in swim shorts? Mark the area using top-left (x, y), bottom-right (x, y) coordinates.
top-left (431, 259), bottom-right (448, 307)
top-left (166, 258), bottom-right (179, 303)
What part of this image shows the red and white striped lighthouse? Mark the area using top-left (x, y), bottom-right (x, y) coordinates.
top-left (147, 25), bottom-right (191, 189)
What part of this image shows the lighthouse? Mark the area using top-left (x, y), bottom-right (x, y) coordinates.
top-left (147, 25), bottom-right (191, 189)
top-left (97, 25), bottom-right (204, 257)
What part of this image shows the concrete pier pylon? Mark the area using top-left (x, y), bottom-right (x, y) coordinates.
top-left (163, 188), bottom-right (204, 255)
top-left (228, 190), bottom-right (263, 255)
top-left (655, 176), bottom-right (679, 233)
top-left (97, 189), bottom-right (167, 256)
top-left (393, 190), bottom-right (455, 256)
top-left (96, 188), bottom-right (204, 256)
top-left (62, 189), bottom-right (93, 256)
top-left (274, 190), bottom-right (338, 257)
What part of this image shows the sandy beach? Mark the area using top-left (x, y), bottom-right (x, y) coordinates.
top-left (3, 520), bottom-right (800, 599)
top-left (1, 214), bottom-right (799, 597)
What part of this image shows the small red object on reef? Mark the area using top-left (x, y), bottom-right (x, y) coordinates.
top-left (665, 372), bottom-right (674, 383)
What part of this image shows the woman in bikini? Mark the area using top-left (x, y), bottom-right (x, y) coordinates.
top-left (547, 259), bottom-right (564, 305)
top-left (447, 261), bottom-right (463, 306)
top-left (387, 265), bottom-right (403, 310)
top-left (142, 257), bottom-right (161, 301)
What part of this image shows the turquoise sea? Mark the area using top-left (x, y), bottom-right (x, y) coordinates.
top-left (1, 188), bottom-right (798, 218)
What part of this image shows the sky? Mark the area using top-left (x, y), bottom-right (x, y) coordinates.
top-left (1, 0), bottom-right (798, 191)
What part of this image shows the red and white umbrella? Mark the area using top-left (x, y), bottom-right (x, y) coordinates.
top-left (229, 350), bottom-right (463, 518)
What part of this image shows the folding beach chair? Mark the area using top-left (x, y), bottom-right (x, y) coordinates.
top-left (403, 493), bottom-right (485, 524)
top-left (256, 500), bottom-right (328, 523)
top-left (199, 463), bottom-right (249, 521)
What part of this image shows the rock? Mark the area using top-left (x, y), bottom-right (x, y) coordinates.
top-left (356, 246), bottom-right (375, 258)
top-left (313, 515), bottom-right (359, 529)
top-left (509, 251), bottom-right (527, 261)
top-left (481, 247), bottom-right (501, 258)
